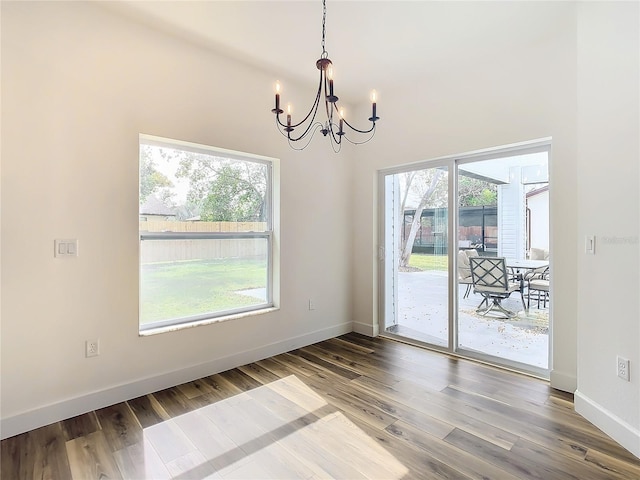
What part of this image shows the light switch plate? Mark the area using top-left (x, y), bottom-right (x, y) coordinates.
top-left (54, 239), bottom-right (78, 257)
top-left (585, 235), bottom-right (595, 254)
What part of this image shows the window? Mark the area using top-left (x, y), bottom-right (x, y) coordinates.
top-left (139, 135), bottom-right (275, 332)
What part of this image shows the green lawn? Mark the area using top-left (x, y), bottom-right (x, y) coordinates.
top-left (408, 253), bottom-right (448, 271)
top-left (141, 254), bottom-right (443, 325)
top-left (140, 258), bottom-right (267, 324)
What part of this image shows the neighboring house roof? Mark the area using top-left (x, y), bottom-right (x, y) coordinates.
top-left (140, 195), bottom-right (175, 216)
top-left (526, 185), bottom-right (549, 198)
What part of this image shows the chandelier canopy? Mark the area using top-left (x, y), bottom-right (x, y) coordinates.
top-left (271, 0), bottom-right (379, 152)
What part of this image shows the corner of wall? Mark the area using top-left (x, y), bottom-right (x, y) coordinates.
top-left (575, 390), bottom-right (640, 459)
top-left (352, 320), bottom-right (379, 337)
top-left (0, 321), bottom-right (352, 440)
top-left (550, 369), bottom-right (577, 393)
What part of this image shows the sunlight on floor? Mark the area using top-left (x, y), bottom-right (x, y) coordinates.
top-left (136, 375), bottom-right (409, 479)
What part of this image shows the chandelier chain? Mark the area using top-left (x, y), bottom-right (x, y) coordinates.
top-left (321, 0), bottom-right (327, 57)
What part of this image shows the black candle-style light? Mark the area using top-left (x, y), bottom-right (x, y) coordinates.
top-left (270, 0), bottom-right (379, 152)
top-left (370, 90), bottom-right (379, 122)
top-left (274, 81), bottom-right (282, 114)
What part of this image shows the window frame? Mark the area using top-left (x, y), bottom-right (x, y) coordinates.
top-left (138, 134), bottom-right (275, 334)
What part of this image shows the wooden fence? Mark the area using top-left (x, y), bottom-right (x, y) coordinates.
top-left (140, 221), bottom-right (268, 263)
top-left (140, 220), bottom-right (267, 233)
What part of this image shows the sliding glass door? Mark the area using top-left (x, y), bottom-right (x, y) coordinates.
top-left (381, 165), bottom-right (450, 347)
top-left (379, 142), bottom-right (550, 376)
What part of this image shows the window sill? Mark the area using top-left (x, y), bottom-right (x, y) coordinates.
top-left (139, 306), bottom-right (279, 337)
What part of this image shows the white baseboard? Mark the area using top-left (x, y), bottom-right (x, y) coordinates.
top-left (352, 320), bottom-right (378, 337)
top-left (575, 390), bottom-right (640, 459)
top-left (550, 369), bottom-right (577, 393)
top-left (1, 321), bottom-right (352, 440)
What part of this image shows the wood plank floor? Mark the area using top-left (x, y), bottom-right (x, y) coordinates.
top-left (3, 333), bottom-right (640, 479)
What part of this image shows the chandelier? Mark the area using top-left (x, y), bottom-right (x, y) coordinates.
top-left (271, 0), bottom-right (379, 152)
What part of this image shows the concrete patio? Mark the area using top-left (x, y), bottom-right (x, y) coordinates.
top-left (387, 270), bottom-right (549, 369)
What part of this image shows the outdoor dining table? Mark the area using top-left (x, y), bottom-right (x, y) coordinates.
top-left (506, 258), bottom-right (549, 290)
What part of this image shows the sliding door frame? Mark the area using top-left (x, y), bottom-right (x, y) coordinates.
top-left (377, 159), bottom-right (455, 356)
top-left (377, 138), bottom-right (552, 378)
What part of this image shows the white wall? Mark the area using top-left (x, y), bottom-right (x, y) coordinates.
top-left (1, 2), bottom-right (352, 437)
top-left (2, 1), bottom-right (638, 458)
top-left (350, 4), bottom-right (579, 392)
top-left (574, 2), bottom-right (640, 458)
top-left (349, 0), bottom-right (640, 457)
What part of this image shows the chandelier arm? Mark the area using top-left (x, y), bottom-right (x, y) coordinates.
top-left (324, 103), bottom-right (334, 135)
top-left (321, 101), bottom-right (342, 145)
top-left (274, 112), bottom-right (287, 128)
top-left (274, 91), bottom-right (319, 130)
top-left (275, 117), bottom-right (328, 149)
top-left (323, 123), bottom-right (342, 153)
top-left (275, 116), bottom-right (292, 137)
top-left (326, 120), bottom-right (343, 146)
top-left (341, 128), bottom-right (377, 145)
top-left (293, 76), bottom-right (323, 130)
top-left (276, 70), bottom-right (324, 134)
top-left (287, 123), bottom-right (326, 151)
top-left (285, 89), bottom-right (323, 142)
top-left (341, 118), bottom-right (376, 135)
top-left (329, 136), bottom-right (341, 153)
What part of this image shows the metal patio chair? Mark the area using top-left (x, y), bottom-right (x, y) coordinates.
top-left (469, 256), bottom-right (526, 318)
top-left (527, 268), bottom-right (550, 309)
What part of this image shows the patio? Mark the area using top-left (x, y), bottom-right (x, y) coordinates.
top-left (387, 270), bottom-right (549, 369)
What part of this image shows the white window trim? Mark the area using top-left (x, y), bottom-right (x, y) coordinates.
top-left (139, 134), bottom-right (278, 334)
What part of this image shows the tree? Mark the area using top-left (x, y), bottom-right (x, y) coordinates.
top-left (176, 153), bottom-right (267, 222)
top-left (173, 201), bottom-right (202, 221)
top-left (398, 169), bottom-right (447, 267)
top-left (139, 145), bottom-right (173, 204)
top-left (397, 174), bottom-right (498, 267)
top-left (200, 163), bottom-right (265, 221)
top-left (458, 176), bottom-right (497, 207)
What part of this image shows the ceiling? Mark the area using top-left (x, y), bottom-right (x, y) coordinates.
top-left (101, 1), bottom-right (571, 101)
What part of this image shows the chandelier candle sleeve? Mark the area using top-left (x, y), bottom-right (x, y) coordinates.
top-left (272, 81), bottom-right (283, 114)
top-left (371, 90), bottom-right (377, 119)
top-left (328, 67), bottom-right (335, 98)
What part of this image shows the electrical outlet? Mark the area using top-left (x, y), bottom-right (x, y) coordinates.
top-left (86, 339), bottom-right (100, 358)
top-left (617, 356), bottom-right (630, 381)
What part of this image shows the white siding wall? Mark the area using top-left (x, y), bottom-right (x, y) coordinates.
top-left (527, 190), bottom-right (550, 251)
top-left (497, 167), bottom-right (526, 259)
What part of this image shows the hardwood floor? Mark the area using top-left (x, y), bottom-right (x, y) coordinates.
top-left (2, 333), bottom-right (639, 479)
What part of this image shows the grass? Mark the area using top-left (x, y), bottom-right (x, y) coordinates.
top-left (140, 253), bottom-right (444, 324)
top-left (408, 253), bottom-right (449, 271)
top-left (140, 258), bottom-right (267, 324)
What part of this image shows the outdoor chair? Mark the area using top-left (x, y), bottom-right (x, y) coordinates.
top-left (457, 249), bottom-right (478, 299)
top-left (529, 247), bottom-right (550, 260)
top-left (469, 256), bottom-right (526, 318)
top-left (523, 264), bottom-right (549, 283)
top-left (527, 269), bottom-right (550, 309)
